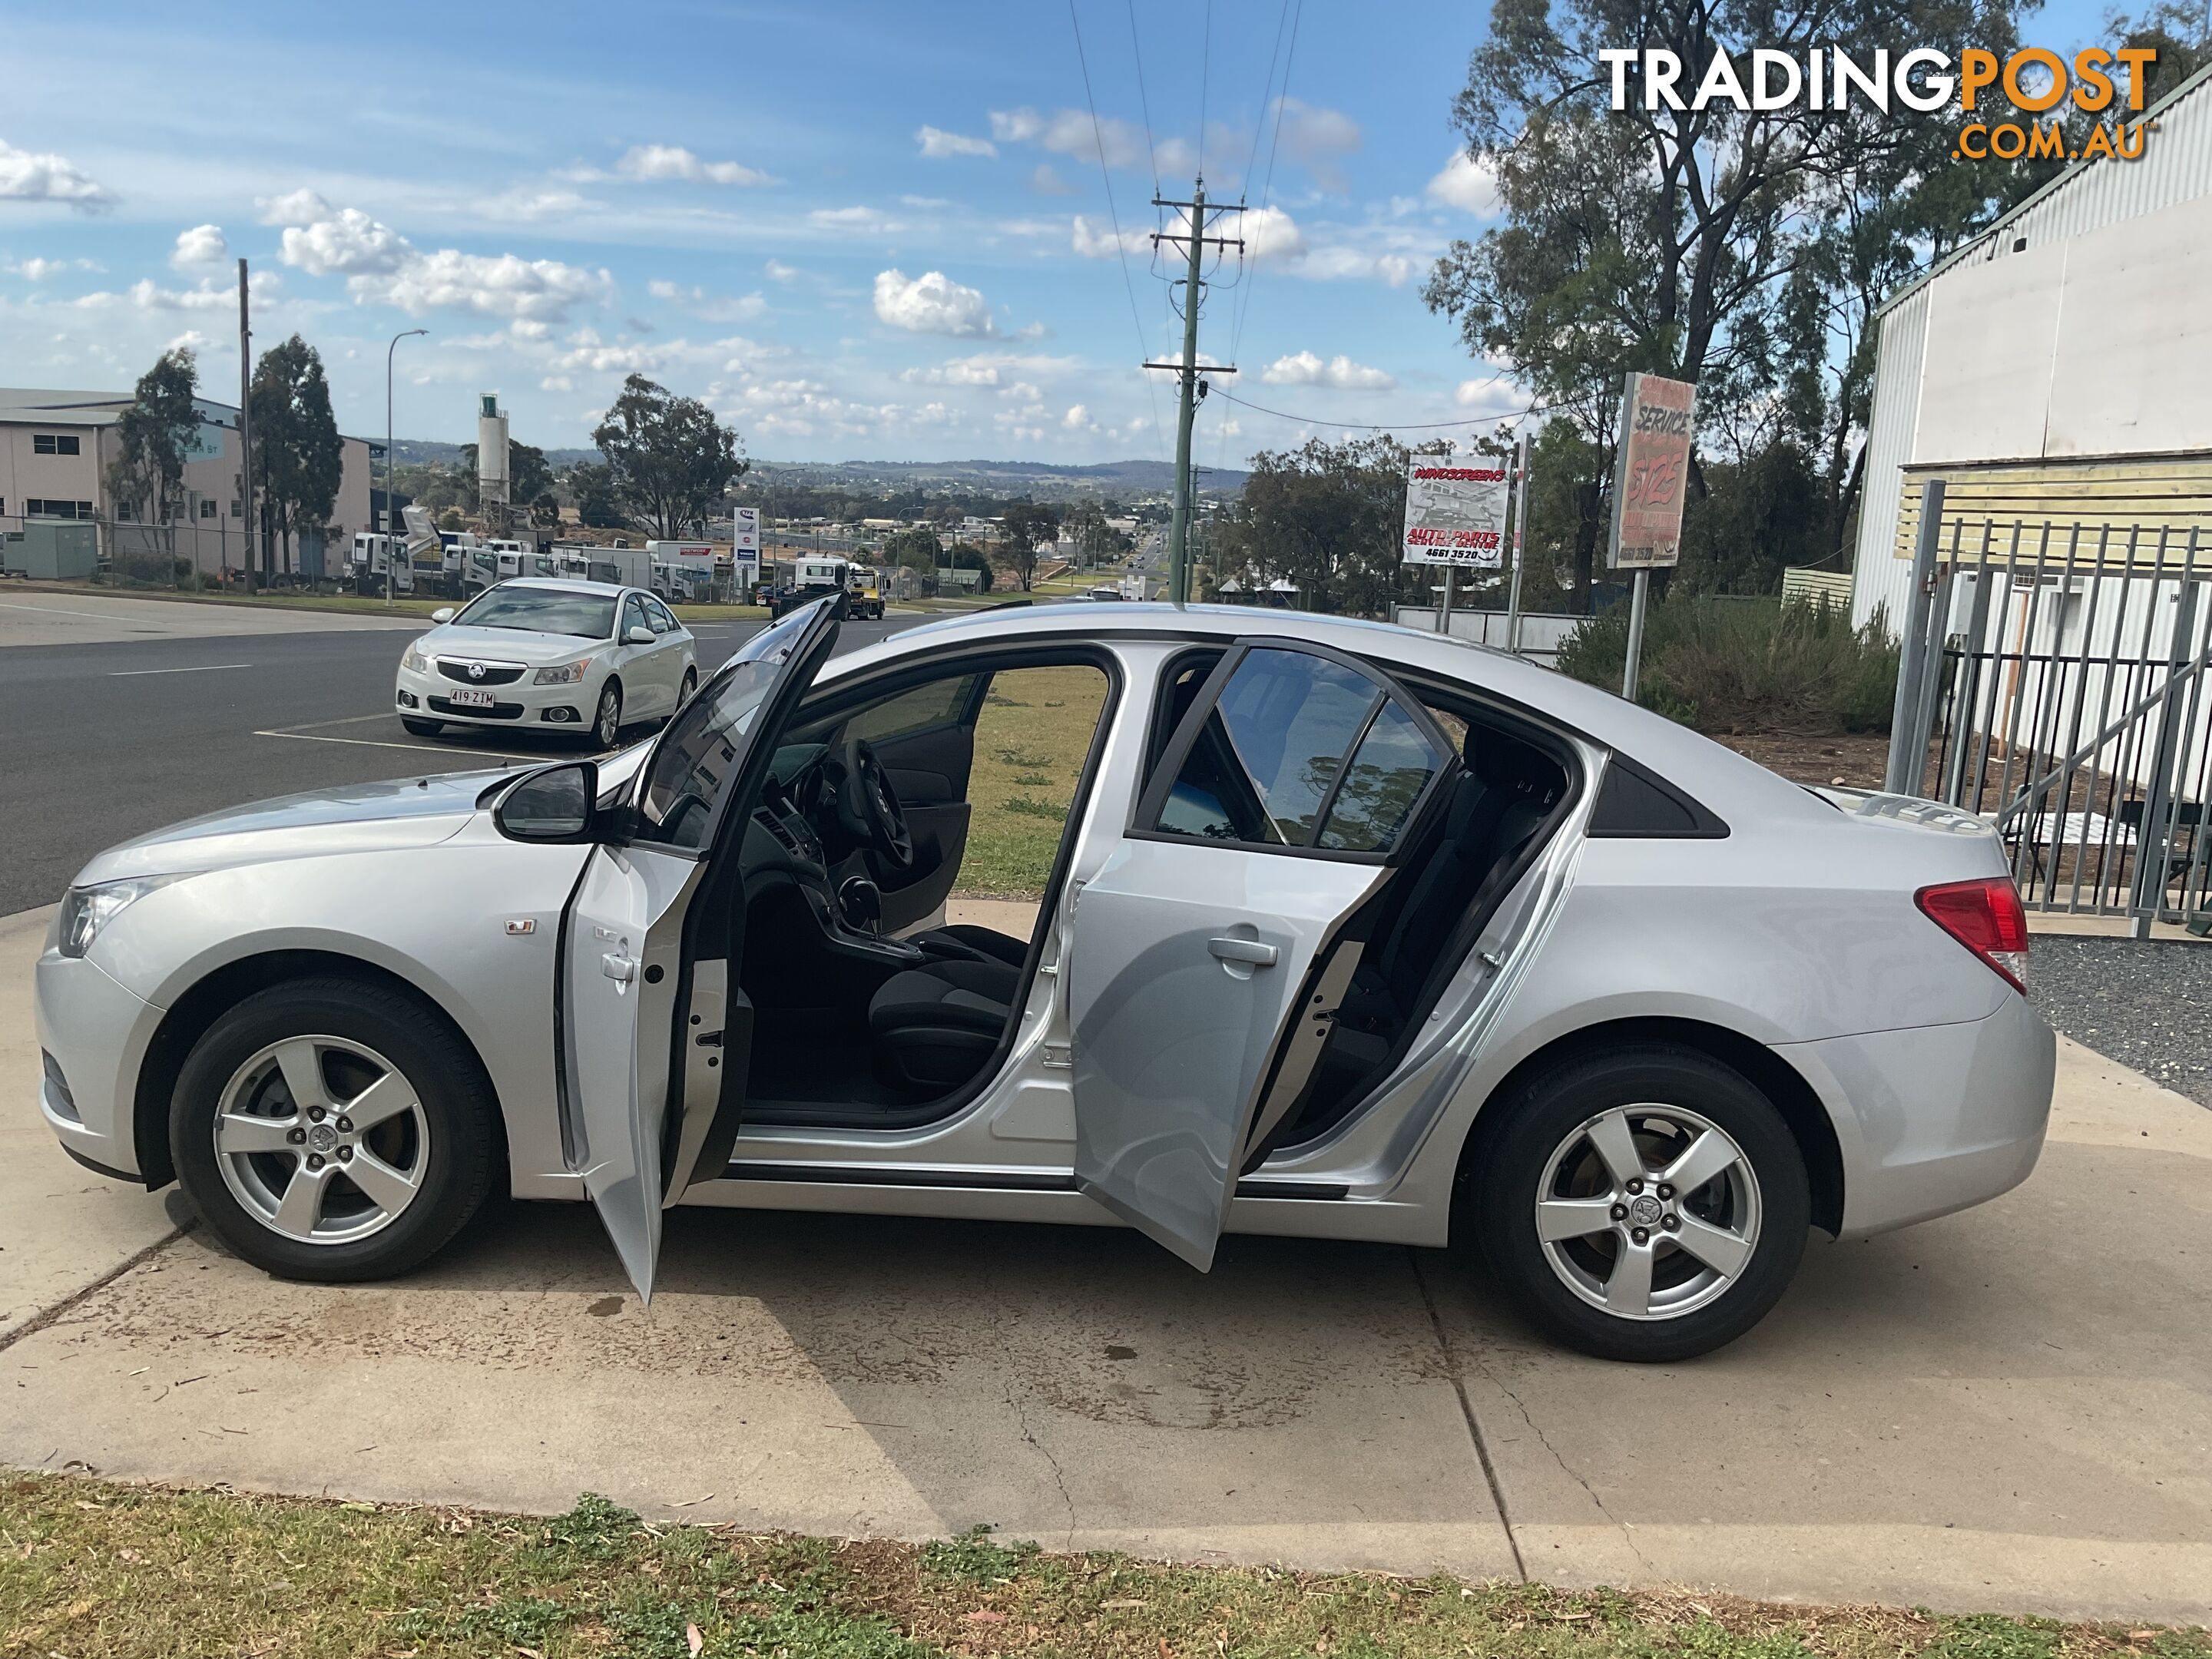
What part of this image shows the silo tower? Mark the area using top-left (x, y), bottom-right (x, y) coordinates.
top-left (476, 393), bottom-right (510, 531)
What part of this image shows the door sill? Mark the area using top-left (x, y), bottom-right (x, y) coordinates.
top-left (721, 1160), bottom-right (1347, 1200)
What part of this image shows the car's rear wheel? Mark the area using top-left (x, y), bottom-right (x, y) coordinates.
top-left (1469, 1045), bottom-right (1810, 1363)
top-left (400, 716), bottom-right (443, 737)
top-left (169, 980), bottom-right (499, 1283)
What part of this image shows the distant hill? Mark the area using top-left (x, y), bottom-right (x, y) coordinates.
top-left (388, 443), bottom-right (1243, 499)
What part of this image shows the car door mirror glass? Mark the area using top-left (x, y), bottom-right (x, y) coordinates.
top-left (627, 625), bottom-right (656, 644)
top-left (431, 607), bottom-right (456, 623)
top-left (495, 761), bottom-right (599, 841)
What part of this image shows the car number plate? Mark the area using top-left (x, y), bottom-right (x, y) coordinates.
top-left (449, 687), bottom-right (496, 709)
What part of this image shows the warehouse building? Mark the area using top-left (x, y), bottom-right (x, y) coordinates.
top-left (1849, 65), bottom-right (2212, 629)
top-left (0, 387), bottom-right (375, 582)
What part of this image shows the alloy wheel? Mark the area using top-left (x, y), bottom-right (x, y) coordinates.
top-left (594, 686), bottom-right (621, 748)
top-left (212, 1035), bottom-right (430, 1245)
top-left (1533, 1103), bottom-right (1762, 1321)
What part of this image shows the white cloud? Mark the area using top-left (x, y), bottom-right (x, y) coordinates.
top-left (615, 144), bottom-right (770, 186)
top-left (763, 260), bottom-right (801, 283)
top-left (4, 255), bottom-right (98, 280)
top-left (1300, 246), bottom-right (1415, 286)
top-left (356, 248), bottom-right (614, 322)
top-left (1273, 98), bottom-right (1362, 190)
top-left (170, 224), bottom-right (228, 270)
top-left (1029, 164), bottom-right (1075, 196)
top-left (1061, 403), bottom-right (1099, 432)
top-left (1217, 418), bottom-right (1241, 438)
top-left (899, 351), bottom-right (1077, 388)
top-left (647, 280), bottom-right (767, 323)
top-left (992, 105), bottom-right (1146, 170)
top-left (1262, 350), bottom-right (1395, 390)
top-left (541, 375), bottom-right (574, 392)
top-left (1240, 205), bottom-right (1305, 260)
top-left (475, 186), bottom-right (593, 221)
top-left (1427, 151), bottom-right (1499, 216)
top-left (73, 274), bottom-right (261, 312)
top-left (0, 140), bottom-right (108, 208)
top-left (916, 124), bottom-right (996, 159)
top-left (280, 206), bottom-right (412, 276)
top-left (873, 268), bottom-right (994, 338)
top-left (1071, 214), bottom-right (1147, 260)
top-left (257, 188), bottom-right (332, 226)
top-left (811, 205), bottom-right (896, 232)
top-left (268, 196), bottom-right (613, 323)
top-left (1455, 377), bottom-right (1514, 407)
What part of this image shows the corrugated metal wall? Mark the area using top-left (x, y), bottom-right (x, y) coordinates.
top-left (1849, 64), bottom-right (2212, 630)
top-left (1849, 286), bottom-right (1929, 628)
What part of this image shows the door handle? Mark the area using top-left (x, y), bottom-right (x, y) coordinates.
top-left (1207, 936), bottom-right (1278, 968)
top-left (601, 952), bottom-right (637, 983)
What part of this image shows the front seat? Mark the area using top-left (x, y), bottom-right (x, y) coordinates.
top-left (869, 956), bottom-right (1019, 1094)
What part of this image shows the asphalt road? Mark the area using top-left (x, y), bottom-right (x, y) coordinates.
top-left (0, 599), bottom-right (924, 915)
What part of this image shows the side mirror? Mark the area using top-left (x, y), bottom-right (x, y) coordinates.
top-left (626, 625), bottom-right (656, 644)
top-left (431, 607), bottom-right (456, 623)
top-left (493, 760), bottom-right (599, 843)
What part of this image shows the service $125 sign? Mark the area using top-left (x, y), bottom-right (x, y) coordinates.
top-left (1608, 372), bottom-right (1697, 571)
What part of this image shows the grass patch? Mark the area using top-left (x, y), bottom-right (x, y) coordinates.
top-left (1555, 594), bottom-right (1896, 736)
top-left (955, 664), bottom-right (1109, 897)
top-left (2, 1472), bottom-right (2206, 1659)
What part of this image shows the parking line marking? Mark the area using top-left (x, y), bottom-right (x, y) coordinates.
top-left (108, 662), bottom-right (253, 677)
top-left (261, 711), bottom-right (408, 733)
top-left (0, 599), bottom-right (153, 622)
top-left (252, 729), bottom-right (522, 760)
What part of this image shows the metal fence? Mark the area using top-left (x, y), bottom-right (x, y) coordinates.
top-left (1891, 511), bottom-right (2212, 930)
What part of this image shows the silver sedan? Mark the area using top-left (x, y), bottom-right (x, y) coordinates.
top-left (35, 602), bottom-right (2053, 1361)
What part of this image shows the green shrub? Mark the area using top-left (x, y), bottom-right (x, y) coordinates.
top-left (1555, 593), bottom-right (1896, 735)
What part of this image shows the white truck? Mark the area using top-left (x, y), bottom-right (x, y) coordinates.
top-left (347, 532), bottom-right (412, 597)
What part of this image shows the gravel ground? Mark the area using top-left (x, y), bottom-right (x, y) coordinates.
top-left (2031, 935), bottom-right (2212, 1107)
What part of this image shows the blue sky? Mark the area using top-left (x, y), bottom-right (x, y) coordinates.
top-left (0, 0), bottom-right (2111, 468)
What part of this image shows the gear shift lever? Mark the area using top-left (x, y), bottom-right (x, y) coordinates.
top-left (837, 876), bottom-right (883, 935)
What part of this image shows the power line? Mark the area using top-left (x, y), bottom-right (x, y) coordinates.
top-left (1210, 0), bottom-right (1301, 484)
top-left (1126, 0), bottom-right (1159, 196)
top-left (1211, 384), bottom-right (1555, 432)
top-left (1068, 0), bottom-right (1167, 460)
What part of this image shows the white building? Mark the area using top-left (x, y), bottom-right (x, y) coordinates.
top-left (0, 386), bottom-right (376, 581)
top-left (1849, 64), bottom-right (2212, 631)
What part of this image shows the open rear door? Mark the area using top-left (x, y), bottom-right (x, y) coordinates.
top-left (1066, 641), bottom-right (1454, 1269)
top-left (562, 599), bottom-right (842, 1300)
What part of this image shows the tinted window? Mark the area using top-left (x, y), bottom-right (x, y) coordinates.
top-left (837, 674), bottom-right (980, 743)
top-left (453, 585), bottom-right (617, 638)
top-left (621, 594), bottom-right (649, 637)
top-left (644, 596), bottom-right (680, 633)
top-left (1317, 700), bottom-right (1447, 852)
top-left (1152, 649), bottom-right (1381, 847)
top-left (636, 605), bottom-right (818, 849)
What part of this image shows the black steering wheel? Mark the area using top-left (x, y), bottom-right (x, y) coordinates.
top-left (834, 738), bottom-right (914, 870)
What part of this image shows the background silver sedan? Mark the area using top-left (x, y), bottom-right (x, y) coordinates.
top-left (35, 602), bottom-right (2053, 1361)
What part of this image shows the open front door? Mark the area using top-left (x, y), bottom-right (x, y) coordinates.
top-left (562, 599), bottom-right (842, 1300)
top-left (1067, 641), bottom-right (1454, 1269)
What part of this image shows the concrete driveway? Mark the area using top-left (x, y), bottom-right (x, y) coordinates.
top-left (2, 906), bottom-right (2206, 1626)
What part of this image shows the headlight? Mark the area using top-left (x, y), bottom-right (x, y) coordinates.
top-left (401, 644), bottom-right (429, 673)
top-left (534, 660), bottom-right (589, 684)
top-left (56, 876), bottom-right (183, 959)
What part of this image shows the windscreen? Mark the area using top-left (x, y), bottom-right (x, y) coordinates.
top-left (455, 586), bottom-right (616, 639)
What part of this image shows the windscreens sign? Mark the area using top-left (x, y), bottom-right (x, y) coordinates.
top-left (731, 507), bottom-right (760, 565)
top-left (1608, 372), bottom-right (1697, 570)
top-left (1401, 461), bottom-right (1510, 568)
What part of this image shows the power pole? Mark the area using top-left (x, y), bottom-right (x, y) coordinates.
top-left (237, 257), bottom-right (254, 596)
top-left (1146, 180), bottom-right (1242, 607)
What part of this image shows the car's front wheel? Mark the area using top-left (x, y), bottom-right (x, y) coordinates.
top-left (588, 680), bottom-right (622, 750)
top-left (1469, 1045), bottom-right (1810, 1363)
top-left (169, 980), bottom-right (500, 1283)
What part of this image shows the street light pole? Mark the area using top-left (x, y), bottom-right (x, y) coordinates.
top-left (385, 327), bottom-right (428, 610)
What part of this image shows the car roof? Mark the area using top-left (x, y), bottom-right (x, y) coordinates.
top-left (821, 601), bottom-right (1822, 826)
top-left (481, 578), bottom-right (634, 598)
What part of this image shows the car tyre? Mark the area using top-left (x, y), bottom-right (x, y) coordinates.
top-left (1468, 1044), bottom-right (1810, 1363)
top-left (589, 680), bottom-right (622, 750)
top-left (400, 716), bottom-right (443, 737)
top-left (677, 666), bottom-right (697, 711)
top-left (169, 979), bottom-right (500, 1283)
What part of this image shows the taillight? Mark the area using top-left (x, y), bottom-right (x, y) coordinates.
top-left (1916, 877), bottom-right (2030, 994)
